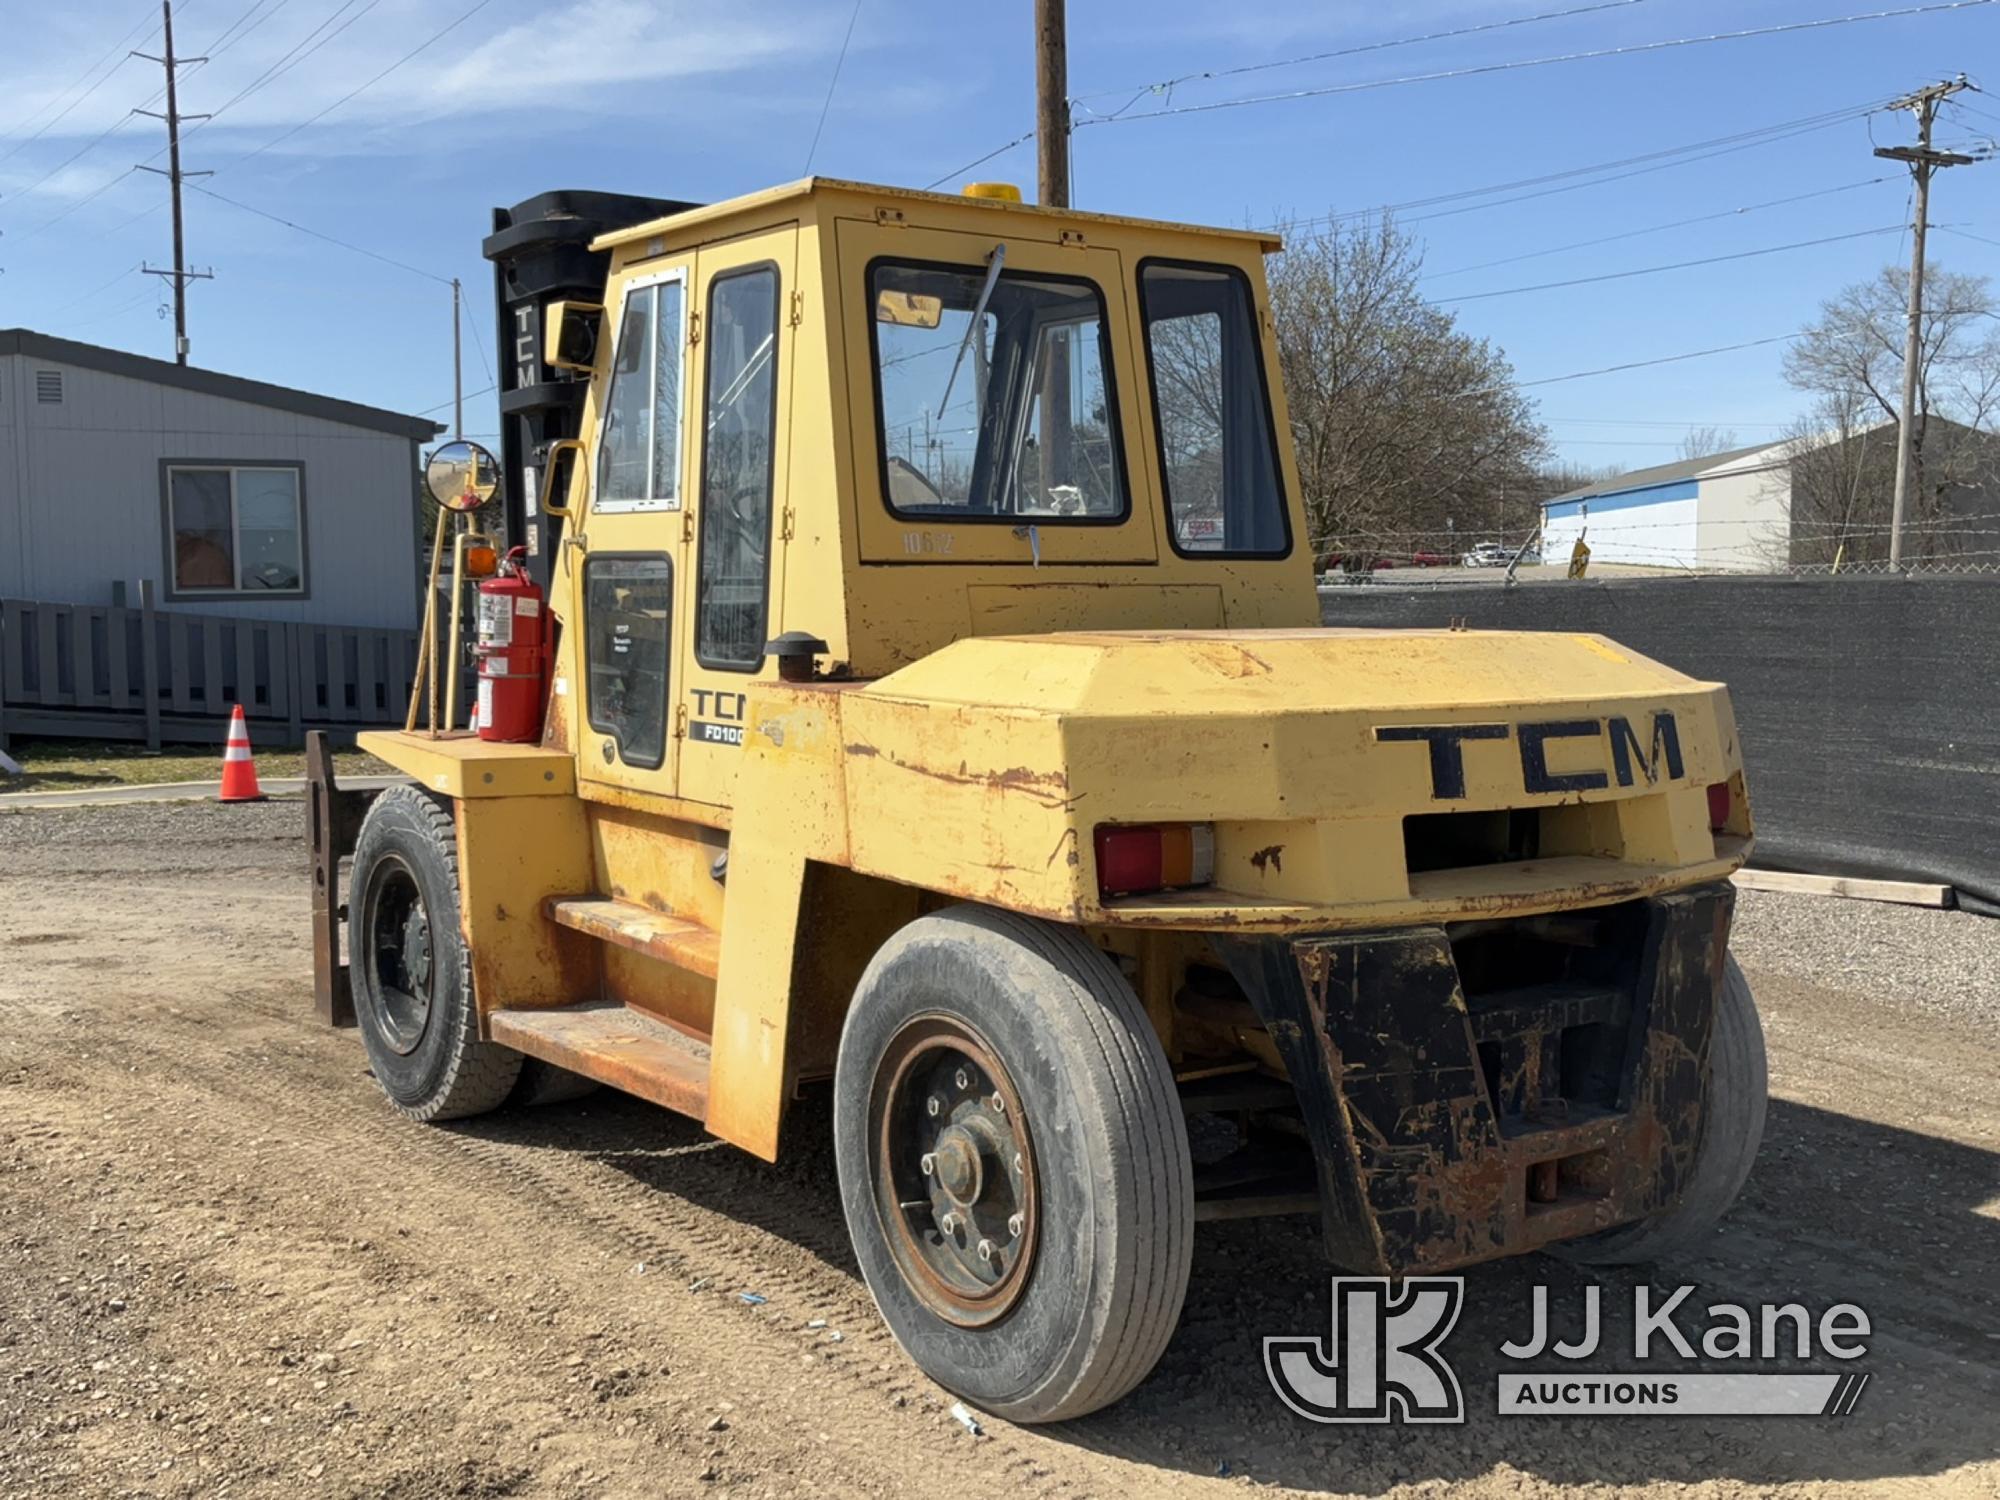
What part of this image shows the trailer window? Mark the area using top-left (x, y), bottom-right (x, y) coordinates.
top-left (584, 556), bottom-right (672, 769)
top-left (1138, 261), bottom-right (1290, 557)
top-left (696, 265), bottom-right (779, 670)
top-left (597, 275), bottom-right (686, 513)
top-left (869, 259), bottom-right (1127, 524)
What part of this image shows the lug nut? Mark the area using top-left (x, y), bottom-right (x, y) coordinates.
top-left (1008, 1213), bottom-right (1023, 1238)
top-left (976, 1239), bottom-right (995, 1263)
top-left (954, 1067), bottom-right (970, 1090)
top-left (920, 1153), bottom-right (936, 1177)
top-left (989, 1092), bottom-right (1005, 1115)
top-left (926, 1095), bottom-right (941, 1118)
top-left (939, 1212), bottom-right (960, 1236)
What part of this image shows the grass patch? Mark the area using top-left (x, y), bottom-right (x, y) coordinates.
top-left (0, 737), bottom-right (393, 794)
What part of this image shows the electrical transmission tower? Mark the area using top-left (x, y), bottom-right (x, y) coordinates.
top-left (135, 0), bottom-right (213, 365)
top-left (1873, 76), bottom-right (1978, 568)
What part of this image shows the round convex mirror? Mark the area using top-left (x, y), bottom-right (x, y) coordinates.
top-left (425, 439), bottom-right (501, 513)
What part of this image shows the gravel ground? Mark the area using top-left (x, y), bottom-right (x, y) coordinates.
top-left (2, 800), bottom-right (1996, 1499)
top-left (1732, 887), bottom-right (2000, 1033)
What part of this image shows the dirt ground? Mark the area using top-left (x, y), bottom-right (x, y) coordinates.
top-left (2, 799), bottom-right (1995, 1500)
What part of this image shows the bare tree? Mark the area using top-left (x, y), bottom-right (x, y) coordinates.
top-left (1676, 426), bottom-right (1739, 461)
top-left (1267, 214), bottom-right (1549, 562)
top-left (1783, 264), bottom-right (2000, 560)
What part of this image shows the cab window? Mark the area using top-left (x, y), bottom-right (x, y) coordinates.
top-left (696, 265), bottom-right (780, 670)
top-left (584, 556), bottom-right (672, 768)
top-left (597, 275), bottom-right (686, 513)
top-left (1138, 260), bottom-right (1290, 557)
top-left (869, 258), bottom-right (1126, 523)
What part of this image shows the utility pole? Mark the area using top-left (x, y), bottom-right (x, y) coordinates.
top-left (1035, 0), bottom-right (1069, 209)
top-left (1875, 76), bottom-right (1974, 568)
top-left (136, 1), bottom-right (213, 365)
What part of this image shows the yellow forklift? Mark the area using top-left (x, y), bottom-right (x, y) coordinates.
top-left (307, 178), bottom-right (1764, 1422)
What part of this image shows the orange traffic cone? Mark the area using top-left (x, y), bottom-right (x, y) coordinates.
top-left (218, 704), bottom-right (264, 803)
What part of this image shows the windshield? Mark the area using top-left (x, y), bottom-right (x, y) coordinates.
top-left (870, 259), bottom-right (1127, 522)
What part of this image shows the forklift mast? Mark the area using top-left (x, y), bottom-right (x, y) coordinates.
top-left (482, 190), bottom-right (696, 592)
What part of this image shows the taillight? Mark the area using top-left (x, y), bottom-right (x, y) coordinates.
top-left (1707, 781), bottom-right (1733, 832)
top-left (1094, 823), bottom-right (1216, 898)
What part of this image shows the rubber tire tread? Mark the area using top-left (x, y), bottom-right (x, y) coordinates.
top-left (834, 905), bottom-right (1194, 1424)
top-left (1556, 955), bottom-right (1767, 1265)
top-left (350, 785), bottom-right (522, 1122)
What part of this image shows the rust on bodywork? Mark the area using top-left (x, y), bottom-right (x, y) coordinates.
top-left (1250, 844), bottom-right (1285, 876)
top-left (1217, 882), bottom-right (1732, 1274)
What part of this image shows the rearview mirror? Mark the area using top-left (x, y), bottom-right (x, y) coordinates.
top-left (876, 289), bottom-right (942, 329)
top-left (425, 439), bottom-right (501, 512)
top-left (545, 299), bottom-right (604, 371)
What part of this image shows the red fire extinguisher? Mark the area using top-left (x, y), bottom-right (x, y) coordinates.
top-left (475, 547), bottom-right (547, 743)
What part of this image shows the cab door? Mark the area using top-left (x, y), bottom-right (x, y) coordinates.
top-left (677, 226), bottom-right (798, 809)
top-left (576, 258), bottom-right (693, 801)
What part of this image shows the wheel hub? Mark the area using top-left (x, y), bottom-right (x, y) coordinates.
top-left (871, 1016), bottom-right (1038, 1328)
top-left (366, 855), bottom-right (434, 1056)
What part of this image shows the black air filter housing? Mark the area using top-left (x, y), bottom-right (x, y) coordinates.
top-left (483, 190), bottom-right (697, 587)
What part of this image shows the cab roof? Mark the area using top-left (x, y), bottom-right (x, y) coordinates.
top-left (590, 176), bottom-right (1285, 256)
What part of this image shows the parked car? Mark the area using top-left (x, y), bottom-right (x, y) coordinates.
top-left (1462, 542), bottom-right (1512, 567)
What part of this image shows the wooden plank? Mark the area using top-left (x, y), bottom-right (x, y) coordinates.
top-left (282, 623), bottom-right (303, 742)
top-left (139, 580), bottom-right (161, 751)
top-left (234, 620), bottom-right (257, 714)
top-left (1732, 868), bottom-right (1953, 908)
top-left (201, 615), bottom-right (226, 714)
top-left (355, 629), bottom-right (380, 723)
top-left (105, 606), bottom-right (130, 709)
top-left (166, 613), bottom-right (194, 714)
top-left (74, 608), bottom-right (101, 708)
top-left (36, 604), bottom-right (64, 706)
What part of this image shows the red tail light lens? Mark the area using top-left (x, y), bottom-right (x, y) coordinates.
top-left (1707, 781), bottom-right (1733, 832)
top-left (1094, 823), bottom-right (1216, 898)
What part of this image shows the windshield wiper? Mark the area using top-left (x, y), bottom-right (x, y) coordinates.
top-left (936, 243), bottom-right (1005, 421)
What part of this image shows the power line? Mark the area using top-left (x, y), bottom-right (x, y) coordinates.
top-left (1075, 0), bottom-right (1657, 107)
top-left (1272, 98), bottom-right (1887, 236)
top-left (1501, 333), bottom-right (1805, 393)
top-left (0, 2), bottom-right (162, 167)
top-left (803, 0), bottom-right (864, 174)
top-left (1942, 225), bottom-right (2000, 248)
top-left (222, 0), bottom-right (501, 173)
top-left (1422, 178), bottom-right (1895, 278)
top-left (1075, 3), bottom-right (1999, 130)
top-left (188, 182), bottom-right (449, 282)
top-left (924, 129), bottom-right (1038, 191)
top-left (1435, 224), bottom-right (1904, 302)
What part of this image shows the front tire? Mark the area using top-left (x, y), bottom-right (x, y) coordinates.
top-left (1557, 955), bottom-right (1767, 1264)
top-left (833, 906), bottom-right (1194, 1424)
top-left (350, 786), bottom-right (521, 1121)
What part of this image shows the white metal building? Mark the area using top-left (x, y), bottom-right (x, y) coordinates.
top-left (1541, 441), bottom-right (1796, 573)
top-left (0, 330), bottom-right (440, 627)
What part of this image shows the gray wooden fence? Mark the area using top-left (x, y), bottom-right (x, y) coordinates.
top-left (0, 584), bottom-right (423, 750)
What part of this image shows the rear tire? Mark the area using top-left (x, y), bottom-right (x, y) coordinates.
top-left (1556, 955), bottom-right (1766, 1264)
top-left (833, 905), bottom-right (1194, 1424)
top-left (350, 786), bottom-right (521, 1122)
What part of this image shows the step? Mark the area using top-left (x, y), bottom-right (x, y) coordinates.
top-left (490, 1002), bottom-right (711, 1120)
top-left (545, 897), bottom-right (722, 980)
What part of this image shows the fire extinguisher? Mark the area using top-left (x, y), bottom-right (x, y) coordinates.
top-left (475, 546), bottom-right (547, 743)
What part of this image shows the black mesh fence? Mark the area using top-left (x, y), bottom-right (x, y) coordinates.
top-left (1318, 575), bottom-right (2000, 914)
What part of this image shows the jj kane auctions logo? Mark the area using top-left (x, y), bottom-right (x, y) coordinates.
top-left (1266, 1279), bottom-right (1873, 1423)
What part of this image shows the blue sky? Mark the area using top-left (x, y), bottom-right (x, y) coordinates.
top-left (3, 0), bottom-right (1995, 468)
